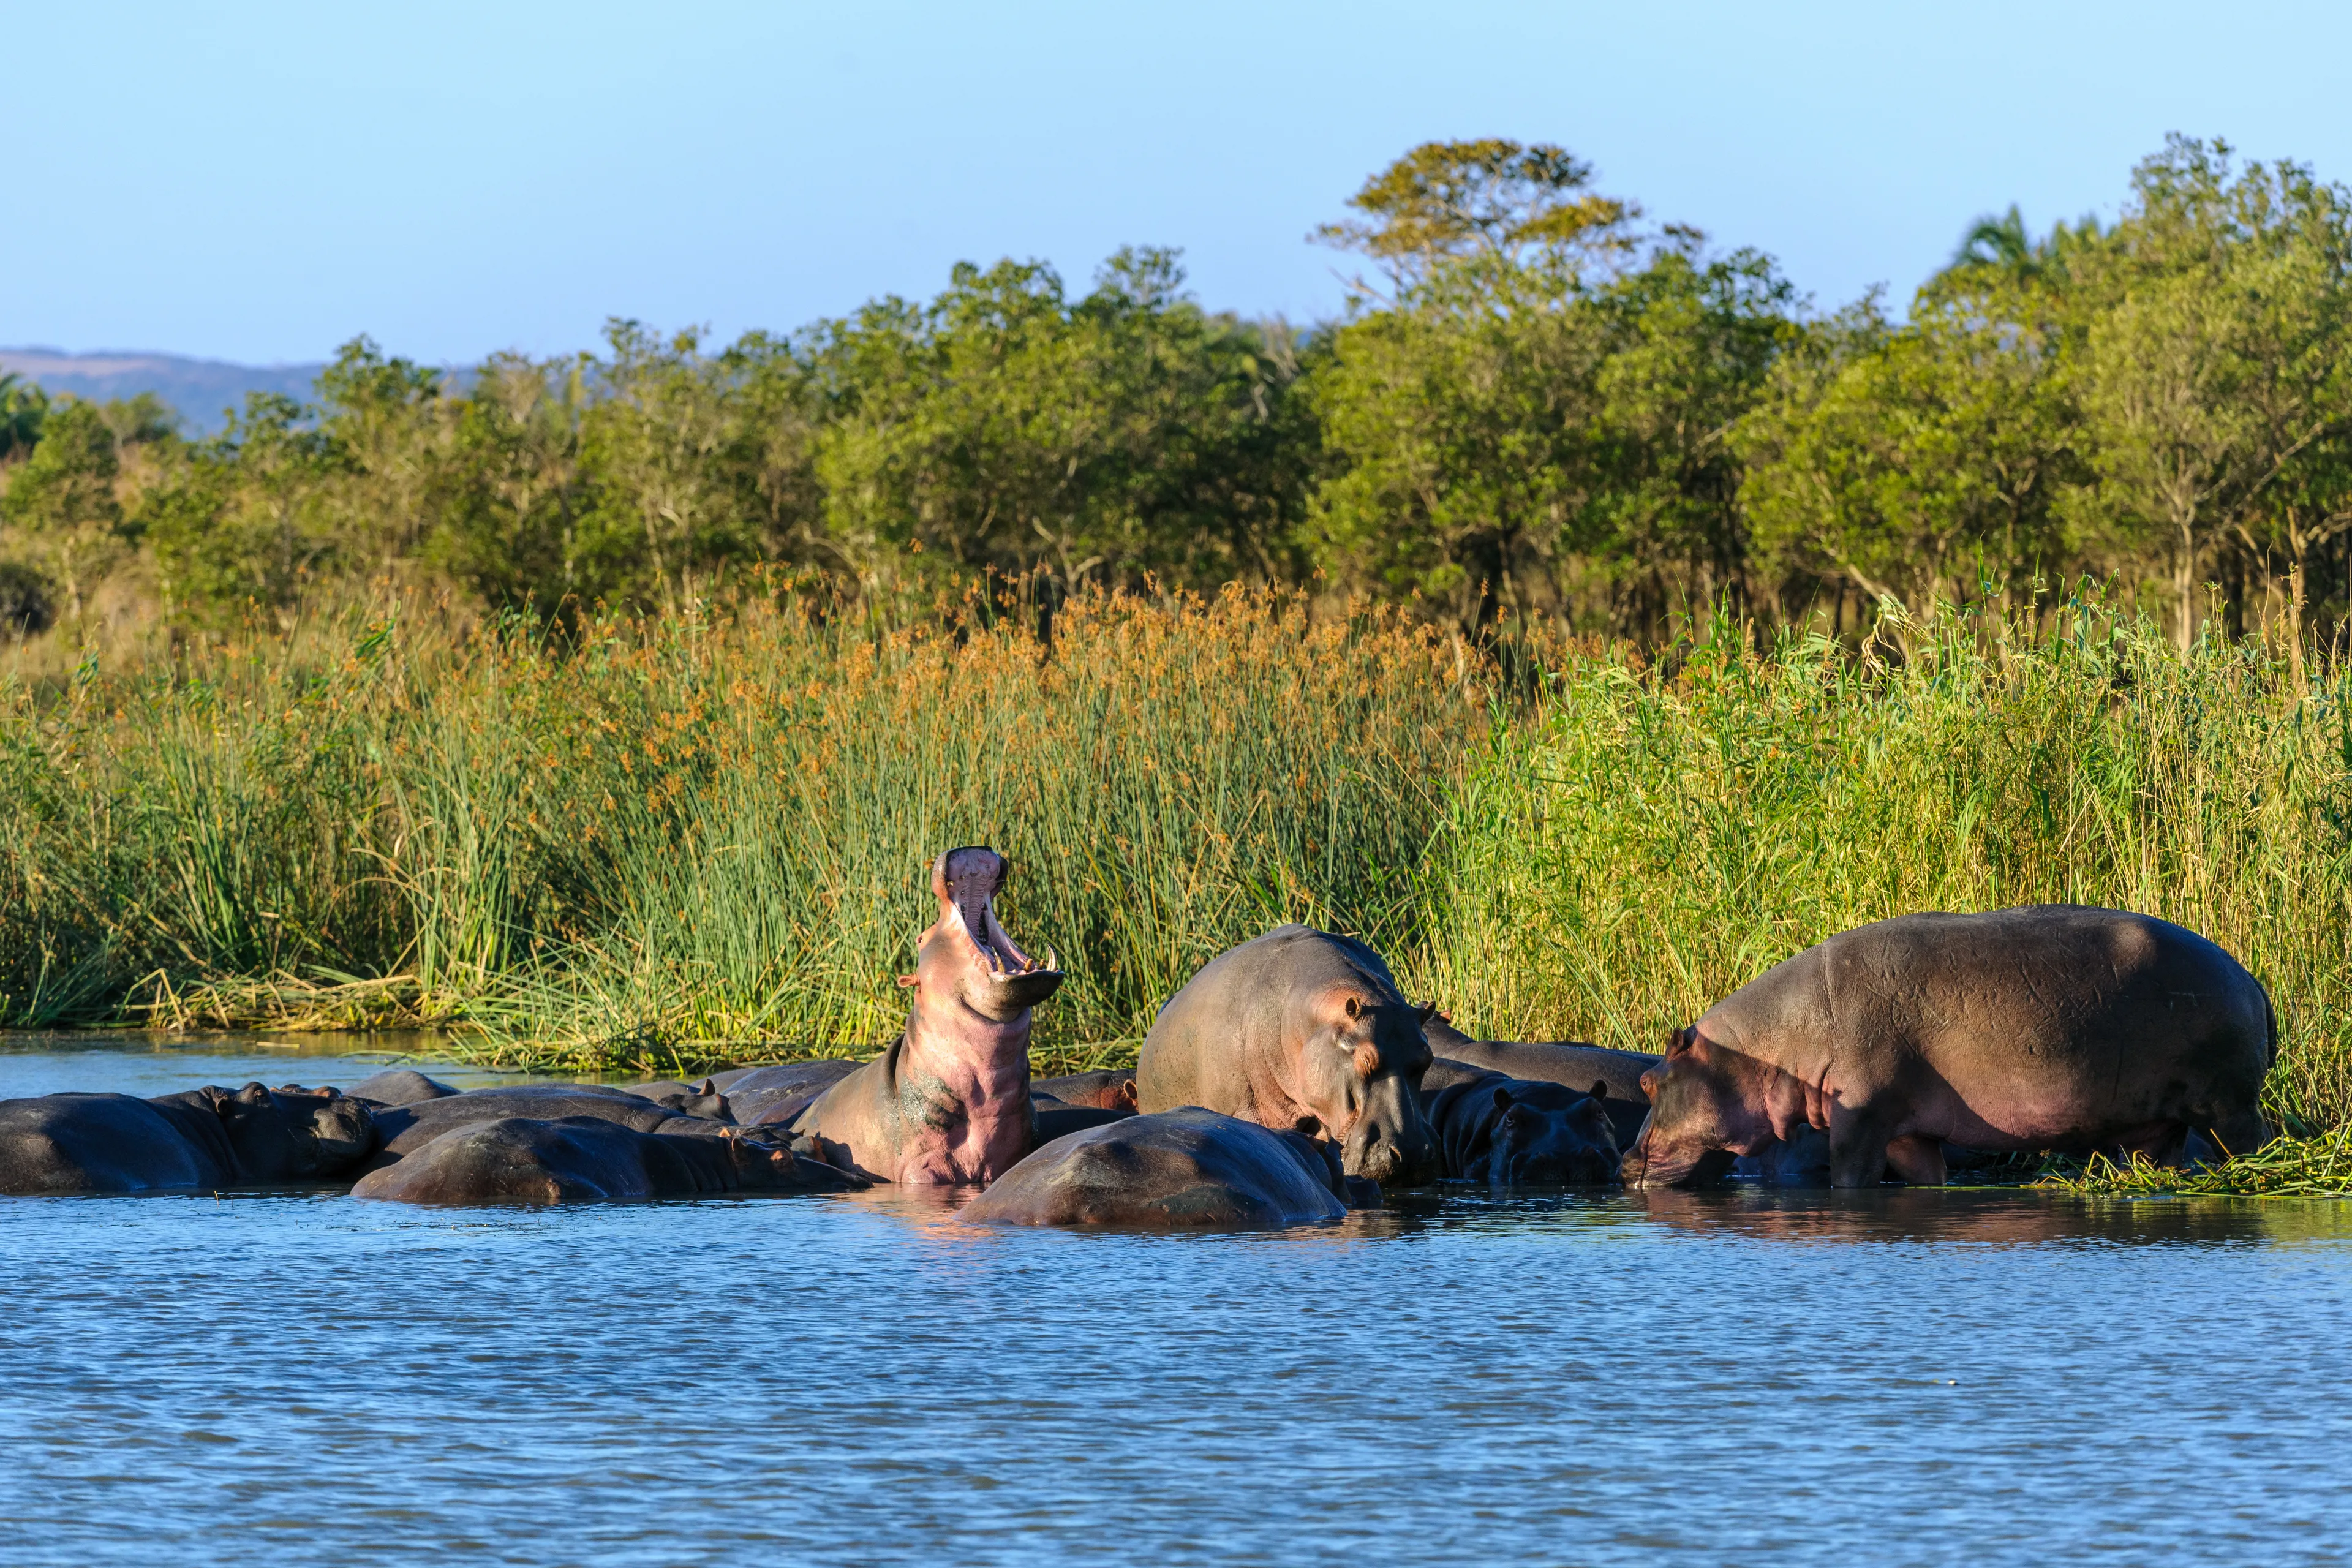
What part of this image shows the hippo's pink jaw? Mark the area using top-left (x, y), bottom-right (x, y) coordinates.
top-left (929, 846), bottom-right (1064, 1023)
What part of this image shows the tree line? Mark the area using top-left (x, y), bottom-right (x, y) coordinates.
top-left (2, 132), bottom-right (2347, 647)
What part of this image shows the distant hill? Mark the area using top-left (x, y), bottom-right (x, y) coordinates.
top-left (0, 348), bottom-right (326, 436)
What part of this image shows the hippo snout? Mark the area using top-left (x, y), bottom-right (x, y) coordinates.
top-left (1344, 1118), bottom-right (1438, 1187)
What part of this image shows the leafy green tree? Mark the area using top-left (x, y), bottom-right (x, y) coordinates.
top-left (425, 353), bottom-right (592, 611)
top-left (0, 373), bottom-right (47, 464)
top-left (1, 398), bottom-right (129, 627)
top-left (1740, 284), bottom-right (2080, 622)
top-left (2065, 137), bottom-right (2352, 646)
top-left (813, 248), bottom-right (1313, 592)
top-left (142, 393), bottom-right (342, 619)
top-left (315, 336), bottom-right (451, 573)
top-left (1585, 239), bottom-right (1794, 627)
top-left (1313, 138), bottom-right (1640, 287)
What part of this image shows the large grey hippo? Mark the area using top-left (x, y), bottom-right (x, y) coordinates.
top-left (784, 847), bottom-right (1063, 1183)
top-left (1623, 905), bottom-right (2277, 1188)
top-left (0, 1082), bottom-right (375, 1195)
top-left (352, 1117), bottom-right (859, 1205)
top-left (1137, 925), bottom-right (1439, 1186)
top-left (963, 1107), bottom-right (1363, 1227)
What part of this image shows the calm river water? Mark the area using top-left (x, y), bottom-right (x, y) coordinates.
top-left (4, 1038), bottom-right (2349, 1565)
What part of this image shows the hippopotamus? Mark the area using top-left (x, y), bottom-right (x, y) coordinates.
top-left (1136, 925), bottom-right (1439, 1186)
top-left (357, 1085), bottom-right (741, 1172)
top-left (352, 1117), bottom-right (860, 1205)
top-left (730, 1060), bottom-right (865, 1126)
top-left (0, 1082), bottom-right (375, 1195)
top-left (963, 1107), bottom-right (1368, 1227)
top-left (344, 1068), bottom-right (461, 1106)
top-left (1031, 1069), bottom-right (1139, 1112)
top-left (1420, 1060), bottom-right (1619, 1185)
top-left (1623, 905), bottom-right (2277, 1188)
top-left (786, 847), bottom-right (1063, 1183)
top-left (1422, 1016), bottom-right (1657, 1150)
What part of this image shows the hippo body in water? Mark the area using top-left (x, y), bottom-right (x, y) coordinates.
top-left (1624, 906), bottom-right (2277, 1189)
top-left (729, 1060), bottom-right (865, 1127)
top-left (344, 1068), bottom-right (461, 1106)
top-left (964, 1107), bottom-right (1362, 1227)
top-left (355, 1084), bottom-right (759, 1176)
top-left (1423, 1017), bottom-right (1657, 1152)
top-left (1031, 1070), bottom-right (1139, 1113)
top-left (1420, 1061), bottom-right (1620, 1185)
top-left (788, 848), bottom-right (1063, 1183)
top-left (0, 1083), bottom-right (375, 1195)
top-left (353, 1117), bottom-right (860, 1205)
top-left (1137, 926), bottom-right (1439, 1186)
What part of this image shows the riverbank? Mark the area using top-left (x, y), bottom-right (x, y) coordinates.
top-left (8, 587), bottom-right (2352, 1155)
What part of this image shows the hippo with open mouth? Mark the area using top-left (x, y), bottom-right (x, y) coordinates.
top-left (783, 846), bottom-right (1063, 1183)
top-left (1136, 925), bottom-right (1439, 1186)
top-left (1621, 905), bottom-right (2276, 1188)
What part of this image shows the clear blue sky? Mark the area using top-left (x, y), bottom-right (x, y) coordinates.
top-left (5, 0), bottom-right (2348, 366)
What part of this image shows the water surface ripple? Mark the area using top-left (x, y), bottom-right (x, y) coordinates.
top-left (3, 1047), bottom-right (2348, 1565)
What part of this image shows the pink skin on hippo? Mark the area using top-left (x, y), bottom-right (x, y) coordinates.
top-left (787, 847), bottom-right (1063, 1184)
top-left (1621, 905), bottom-right (2276, 1189)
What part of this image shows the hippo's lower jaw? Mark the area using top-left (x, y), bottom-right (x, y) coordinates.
top-left (1623, 1148), bottom-right (1737, 1189)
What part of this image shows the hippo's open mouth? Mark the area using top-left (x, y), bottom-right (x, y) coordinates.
top-left (935, 847), bottom-right (1062, 998)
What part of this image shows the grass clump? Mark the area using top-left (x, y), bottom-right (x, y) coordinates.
top-left (2034, 1127), bottom-right (2352, 1197)
top-left (0, 583), bottom-right (1486, 1075)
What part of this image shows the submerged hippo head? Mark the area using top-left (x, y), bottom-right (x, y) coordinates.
top-left (911, 846), bottom-right (1065, 1022)
top-left (1479, 1080), bottom-right (1621, 1186)
top-left (1286, 989), bottom-right (1439, 1186)
top-left (1619, 1030), bottom-right (1763, 1189)
top-left (206, 1082), bottom-right (378, 1181)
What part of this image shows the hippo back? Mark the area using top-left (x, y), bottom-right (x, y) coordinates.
top-left (0, 1093), bottom-right (223, 1194)
top-left (729, 1059), bottom-right (867, 1126)
top-left (964, 1107), bottom-right (1351, 1228)
top-left (363, 1086), bottom-right (726, 1167)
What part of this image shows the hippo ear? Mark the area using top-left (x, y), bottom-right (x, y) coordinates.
top-left (1417, 1001), bottom-right (1438, 1025)
top-left (1664, 1027), bottom-right (1694, 1058)
top-left (1490, 1085), bottom-right (1515, 1112)
top-left (897, 973), bottom-right (918, 988)
top-left (1343, 995), bottom-right (1362, 1020)
top-left (697, 1078), bottom-right (717, 1095)
top-left (1590, 1080), bottom-right (1609, 1103)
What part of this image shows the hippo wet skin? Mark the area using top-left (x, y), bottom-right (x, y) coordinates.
top-left (785, 847), bottom-right (1063, 1183)
top-left (1136, 925), bottom-right (1439, 1185)
top-left (1422, 1016), bottom-right (1659, 1152)
top-left (353, 1117), bottom-right (860, 1205)
top-left (1623, 905), bottom-right (2277, 1188)
top-left (0, 1082), bottom-right (374, 1195)
top-left (963, 1107), bottom-right (1357, 1227)
top-left (1420, 1062), bottom-right (1620, 1185)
